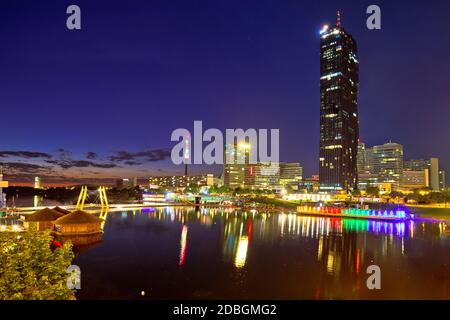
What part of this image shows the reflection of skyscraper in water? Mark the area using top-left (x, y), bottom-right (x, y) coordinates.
top-left (179, 225), bottom-right (188, 268)
top-left (222, 218), bottom-right (252, 269)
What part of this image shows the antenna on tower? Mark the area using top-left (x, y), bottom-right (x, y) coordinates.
top-left (336, 10), bottom-right (341, 27)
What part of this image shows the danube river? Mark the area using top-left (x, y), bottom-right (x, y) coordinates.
top-left (73, 207), bottom-right (450, 299)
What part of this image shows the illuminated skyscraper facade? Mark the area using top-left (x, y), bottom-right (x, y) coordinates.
top-left (319, 12), bottom-right (359, 192)
top-left (223, 142), bottom-right (250, 189)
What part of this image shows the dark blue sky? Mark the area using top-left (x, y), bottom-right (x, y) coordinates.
top-left (0, 0), bottom-right (449, 185)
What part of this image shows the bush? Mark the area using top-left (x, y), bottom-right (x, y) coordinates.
top-left (0, 230), bottom-right (75, 300)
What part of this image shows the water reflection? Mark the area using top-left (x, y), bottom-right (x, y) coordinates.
top-left (73, 207), bottom-right (450, 299)
top-left (139, 207), bottom-right (448, 275)
top-left (179, 225), bottom-right (188, 268)
top-left (33, 195), bottom-right (42, 208)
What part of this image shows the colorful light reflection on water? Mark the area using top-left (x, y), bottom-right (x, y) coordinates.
top-left (72, 207), bottom-right (450, 300)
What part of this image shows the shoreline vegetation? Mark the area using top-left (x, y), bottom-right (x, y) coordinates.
top-left (0, 230), bottom-right (76, 300)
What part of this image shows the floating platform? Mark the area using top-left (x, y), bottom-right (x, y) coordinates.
top-left (296, 206), bottom-right (409, 221)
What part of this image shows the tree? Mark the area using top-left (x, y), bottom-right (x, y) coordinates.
top-left (389, 191), bottom-right (405, 199)
top-left (0, 230), bottom-right (75, 300)
top-left (184, 183), bottom-right (200, 194)
top-left (366, 186), bottom-right (380, 197)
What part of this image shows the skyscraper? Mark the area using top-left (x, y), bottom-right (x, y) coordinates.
top-left (319, 12), bottom-right (359, 192)
top-left (367, 142), bottom-right (403, 187)
top-left (0, 166), bottom-right (8, 208)
top-left (279, 162), bottom-right (303, 189)
top-left (357, 141), bottom-right (368, 176)
top-left (223, 142), bottom-right (250, 189)
top-left (34, 176), bottom-right (42, 189)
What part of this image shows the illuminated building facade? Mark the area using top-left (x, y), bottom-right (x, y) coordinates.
top-left (366, 142), bottom-right (403, 187)
top-left (401, 170), bottom-right (428, 190)
top-left (404, 158), bottom-right (440, 191)
top-left (148, 174), bottom-right (214, 190)
top-left (116, 177), bottom-right (138, 189)
top-left (319, 12), bottom-right (359, 192)
top-left (223, 142), bottom-right (250, 189)
top-left (34, 176), bottom-right (42, 189)
top-left (299, 175), bottom-right (320, 193)
top-left (245, 162), bottom-right (280, 190)
top-left (0, 167), bottom-right (7, 208)
top-left (357, 141), bottom-right (371, 176)
top-left (279, 162), bottom-right (303, 190)
top-left (439, 170), bottom-right (446, 190)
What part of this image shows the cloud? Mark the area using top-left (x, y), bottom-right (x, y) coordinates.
top-left (2, 162), bottom-right (52, 175)
top-left (124, 161), bottom-right (143, 166)
top-left (109, 149), bottom-right (171, 163)
top-left (0, 151), bottom-right (52, 159)
top-left (86, 152), bottom-right (98, 159)
top-left (46, 160), bottom-right (117, 169)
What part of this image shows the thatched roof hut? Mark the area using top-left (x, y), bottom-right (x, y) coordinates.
top-left (24, 207), bottom-right (65, 231)
top-left (54, 210), bottom-right (103, 236)
top-left (52, 206), bottom-right (71, 215)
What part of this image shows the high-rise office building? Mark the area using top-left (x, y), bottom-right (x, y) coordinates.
top-left (366, 142), bottom-right (403, 187)
top-left (0, 166), bottom-right (8, 208)
top-left (404, 158), bottom-right (439, 191)
top-left (148, 174), bottom-right (214, 189)
top-left (401, 170), bottom-right (428, 189)
top-left (357, 141), bottom-right (371, 176)
top-left (34, 176), bottom-right (42, 189)
top-left (319, 12), bottom-right (359, 192)
top-left (245, 162), bottom-right (280, 190)
top-left (223, 142), bottom-right (250, 189)
top-left (439, 170), bottom-right (446, 190)
top-left (279, 162), bottom-right (303, 189)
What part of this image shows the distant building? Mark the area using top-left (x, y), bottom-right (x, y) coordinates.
top-left (357, 142), bottom-right (368, 176)
top-left (279, 162), bottom-right (303, 190)
top-left (319, 13), bottom-right (359, 192)
top-left (245, 162), bottom-right (280, 190)
top-left (0, 167), bottom-right (8, 208)
top-left (223, 142), bottom-right (250, 189)
top-left (34, 176), bottom-right (42, 189)
top-left (401, 170), bottom-right (428, 190)
top-left (404, 158), bottom-right (439, 191)
top-left (439, 170), bottom-right (446, 190)
top-left (116, 177), bottom-right (138, 189)
top-left (366, 142), bottom-right (403, 187)
top-left (148, 174), bottom-right (214, 190)
top-left (299, 176), bottom-right (320, 193)
top-left (357, 172), bottom-right (379, 191)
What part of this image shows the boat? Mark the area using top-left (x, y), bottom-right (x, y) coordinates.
top-left (296, 205), bottom-right (410, 221)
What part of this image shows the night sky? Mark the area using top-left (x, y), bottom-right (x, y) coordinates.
top-left (0, 0), bottom-right (449, 186)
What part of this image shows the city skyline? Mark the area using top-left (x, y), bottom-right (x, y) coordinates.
top-left (1, 0), bottom-right (449, 186)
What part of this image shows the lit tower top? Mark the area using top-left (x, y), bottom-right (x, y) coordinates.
top-left (336, 10), bottom-right (341, 27)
